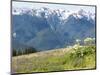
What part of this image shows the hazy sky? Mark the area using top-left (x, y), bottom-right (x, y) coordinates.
top-left (12, 1), bottom-right (95, 13)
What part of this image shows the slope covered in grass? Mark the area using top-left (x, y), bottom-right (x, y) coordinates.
top-left (12, 45), bottom-right (96, 73)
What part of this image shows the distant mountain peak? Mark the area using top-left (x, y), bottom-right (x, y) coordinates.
top-left (12, 7), bottom-right (95, 21)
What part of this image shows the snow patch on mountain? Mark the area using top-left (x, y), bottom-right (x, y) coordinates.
top-left (12, 7), bottom-right (95, 21)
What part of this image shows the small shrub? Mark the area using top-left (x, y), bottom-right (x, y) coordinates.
top-left (84, 37), bottom-right (95, 45)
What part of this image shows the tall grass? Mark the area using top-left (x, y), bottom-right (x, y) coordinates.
top-left (12, 45), bottom-right (96, 73)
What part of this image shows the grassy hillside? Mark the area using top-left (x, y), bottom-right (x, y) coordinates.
top-left (12, 45), bottom-right (96, 73)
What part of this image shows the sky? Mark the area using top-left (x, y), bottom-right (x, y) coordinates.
top-left (12, 1), bottom-right (95, 13)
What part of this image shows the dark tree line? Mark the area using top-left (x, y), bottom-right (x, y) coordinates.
top-left (13, 47), bottom-right (37, 56)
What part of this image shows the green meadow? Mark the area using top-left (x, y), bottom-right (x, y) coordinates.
top-left (12, 45), bottom-right (96, 73)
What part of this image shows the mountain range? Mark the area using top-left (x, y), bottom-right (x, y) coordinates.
top-left (12, 7), bottom-right (95, 51)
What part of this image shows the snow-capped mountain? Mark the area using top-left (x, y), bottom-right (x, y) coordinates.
top-left (12, 7), bottom-right (95, 51)
top-left (12, 7), bottom-right (95, 21)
